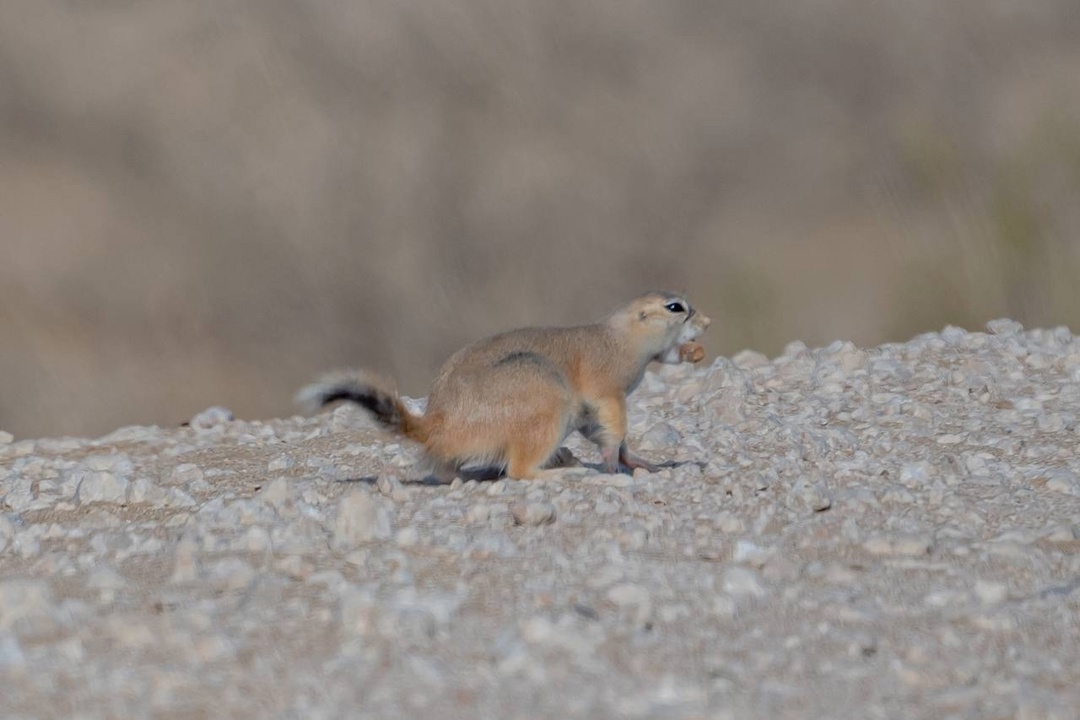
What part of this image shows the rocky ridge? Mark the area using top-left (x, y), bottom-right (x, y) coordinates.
top-left (2, 319), bottom-right (1080, 718)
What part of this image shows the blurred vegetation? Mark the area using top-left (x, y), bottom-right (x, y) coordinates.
top-left (885, 106), bottom-right (1080, 341)
top-left (1, 0), bottom-right (1079, 437)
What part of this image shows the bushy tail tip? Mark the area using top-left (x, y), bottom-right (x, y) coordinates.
top-left (295, 370), bottom-right (427, 443)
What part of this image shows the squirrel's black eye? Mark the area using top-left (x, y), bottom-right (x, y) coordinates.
top-left (664, 302), bottom-right (686, 313)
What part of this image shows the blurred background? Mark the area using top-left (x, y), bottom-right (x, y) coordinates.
top-left (2, 0), bottom-right (1079, 438)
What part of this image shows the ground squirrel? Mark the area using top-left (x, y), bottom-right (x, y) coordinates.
top-left (298, 291), bottom-right (710, 481)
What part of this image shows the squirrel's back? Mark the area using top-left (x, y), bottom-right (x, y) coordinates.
top-left (431, 323), bottom-right (628, 401)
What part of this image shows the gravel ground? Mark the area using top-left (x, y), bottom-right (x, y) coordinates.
top-left (2, 319), bottom-right (1080, 719)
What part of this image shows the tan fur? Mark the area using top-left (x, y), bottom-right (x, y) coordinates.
top-left (298, 291), bottom-right (707, 481)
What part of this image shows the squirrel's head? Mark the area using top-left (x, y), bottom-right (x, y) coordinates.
top-left (608, 291), bottom-right (706, 357)
top-left (657, 305), bottom-right (712, 364)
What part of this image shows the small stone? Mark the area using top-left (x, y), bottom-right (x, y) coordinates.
top-left (0, 580), bottom-right (56, 634)
top-left (84, 454), bottom-right (135, 474)
top-left (972, 580), bottom-right (1008, 606)
top-left (405, 654), bottom-right (448, 690)
top-left (192, 635), bottom-right (236, 664)
top-left (307, 570), bottom-right (347, 592)
top-left (1015, 692), bottom-right (1077, 720)
top-left (638, 423), bottom-right (681, 452)
top-left (969, 610), bottom-right (1018, 632)
top-left (521, 615), bottom-right (598, 655)
top-left (188, 406), bottom-right (234, 429)
top-left (128, 477), bottom-right (167, 506)
top-left (511, 502), bottom-right (556, 526)
top-left (75, 472), bottom-right (130, 505)
top-left (267, 455), bottom-right (295, 472)
top-left (606, 583), bottom-right (654, 628)
top-left (898, 462), bottom-right (932, 488)
top-left (657, 604), bottom-right (688, 624)
top-left (711, 595), bottom-right (737, 619)
top-left (165, 488), bottom-right (198, 508)
top-left (171, 463), bottom-right (204, 485)
top-left (339, 586), bottom-right (378, 636)
top-left (465, 504), bottom-right (491, 525)
top-left (940, 325), bottom-right (967, 343)
top-left (789, 477), bottom-right (832, 512)
top-left (986, 318), bottom-right (1023, 335)
top-left (207, 558), bottom-right (256, 592)
top-left (833, 344), bottom-right (869, 372)
top-left (386, 588), bottom-right (463, 637)
top-left (1014, 398), bottom-right (1043, 413)
top-left (170, 536), bottom-right (201, 583)
top-left (0, 636), bottom-right (24, 666)
top-left (240, 526), bottom-right (273, 554)
top-left (394, 526), bottom-right (420, 547)
top-left (716, 512), bottom-right (746, 534)
top-left (588, 472), bottom-right (637, 488)
top-left (0, 431), bottom-right (13, 445)
top-left (1043, 525), bottom-right (1080, 543)
top-left (1042, 469), bottom-right (1080, 496)
top-left (616, 521), bottom-right (649, 550)
top-left (0, 515), bottom-right (18, 549)
top-left (721, 566), bottom-right (767, 598)
top-left (863, 534), bottom-right (933, 557)
top-left (257, 477), bottom-right (292, 509)
top-left (333, 490), bottom-right (393, 547)
top-left (732, 349), bottom-right (769, 369)
top-left (1, 441), bottom-right (35, 460)
top-left (844, 633), bottom-right (877, 658)
top-left (1037, 413), bottom-right (1066, 433)
top-left (377, 475), bottom-right (402, 498)
top-left (820, 563), bottom-right (858, 585)
top-left (881, 485), bottom-right (916, 504)
top-left (732, 540), bottom-right (773, 568)
top-left (87, 565), bottom-right (127, 592)
top-left (97, 426), bottom-right (158, 443)
top-left (276, 554), bottom-right (314, 580)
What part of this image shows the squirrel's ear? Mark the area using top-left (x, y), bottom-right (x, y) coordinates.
top-left (639, 311), bottom-right (648, 320)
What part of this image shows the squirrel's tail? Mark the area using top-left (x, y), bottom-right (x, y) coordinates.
top-left (296, 370), bottom-right (429, 444)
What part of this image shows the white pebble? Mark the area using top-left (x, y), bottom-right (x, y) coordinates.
top-left (0, 580), bottom-right (56, 634)
top-left (1042, 469), bottom-right (1080, 496)
top-left (511, 502), bottom-right (556, 526)
top-left (733, 540), bottom-right (773, 568)
top-left (267, 455), bottom-right (296, 472)
top-left (721, 566), bottom-right (767, 598)
top-left (862, 534), bottom-right (933, 557)
top-left (972, 580), bottom-right (1008, 606)
top-left (605, 583), bottom-right (654, 627)
top-left (188, 406), bottom-right (234, 429)
top-left (333, 490), bottom-right (393, 547)
top-left (75, 472), bottom-right (130, 505)
top-left (394, 526), bottom-right (420, 547)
